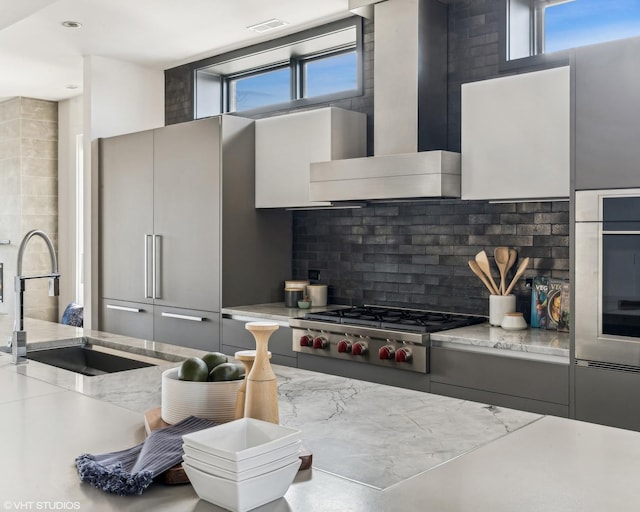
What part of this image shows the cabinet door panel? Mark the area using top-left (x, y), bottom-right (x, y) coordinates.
top-left (100, 298), bottom-right (154, 340)
top-left (154, 306), bottom-right (220, 351)
top-left (575, 364), bottom-right (640, 432)
top-left (461, 67), bottom-right (570, 200)
top-left (99, 131), bottom-right (154, 303)
top-left (153, 118), bottom-right (221, 311)
top-left (430, 346), bottom-right (569, 405)
top-left (575, 38), bottom-right (640, 190)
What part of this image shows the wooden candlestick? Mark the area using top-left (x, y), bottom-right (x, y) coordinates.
top-left (244, 322), bottom-right (279, 424)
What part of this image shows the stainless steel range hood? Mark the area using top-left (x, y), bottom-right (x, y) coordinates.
top-left (310, 0), bottom-right (457, 203)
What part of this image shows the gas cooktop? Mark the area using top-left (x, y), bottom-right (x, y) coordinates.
top-left (302, 306), bottom-right (484, 334)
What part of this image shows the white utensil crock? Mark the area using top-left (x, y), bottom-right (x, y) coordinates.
top-left (489, 294), bottom-right (516, 326)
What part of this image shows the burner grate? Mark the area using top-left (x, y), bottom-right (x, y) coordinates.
top-left (304, 306), bottom-right (484, 333)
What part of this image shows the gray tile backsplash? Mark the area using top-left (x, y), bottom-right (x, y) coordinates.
top-left (292, 200), bottom-right (569, 318)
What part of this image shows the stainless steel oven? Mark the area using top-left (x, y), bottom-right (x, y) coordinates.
top-left (575, 188), bottom-right (640, 367)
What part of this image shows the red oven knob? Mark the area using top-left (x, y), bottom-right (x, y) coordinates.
top-left (337, 339), bottom-right (352, 353)
top-left (379, 345), bottom-right (396, 360)
top-left (395, 347), bottom-right (412, 363)
top-left (299, 334), bottom-right (313, 347)
top-left (352, 341), bottom-right (368, 356)
top-left (313, 336), bottom-right (329, 349)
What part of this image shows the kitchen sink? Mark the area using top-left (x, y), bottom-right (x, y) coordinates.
top-left (23, 339), bottom-right (164, 376)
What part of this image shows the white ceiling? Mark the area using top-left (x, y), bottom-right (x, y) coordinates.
top-left (0, 0), bottom-right (352, 102)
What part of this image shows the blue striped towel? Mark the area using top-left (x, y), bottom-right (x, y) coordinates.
top-left (75, 416), bottom-right (216, 496)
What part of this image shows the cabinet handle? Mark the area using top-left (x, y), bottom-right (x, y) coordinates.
top-left (144, 234), bottom-right (152, 298)
top-left (106, 304), bottom-right (142, 313)
top-left (153, 234), bottom-right (161, 299)
top-left (161, 312), bottom-right (204, 322)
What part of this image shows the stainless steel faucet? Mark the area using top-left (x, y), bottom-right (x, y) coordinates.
top-left (10, 230), bottom-right (60, 364)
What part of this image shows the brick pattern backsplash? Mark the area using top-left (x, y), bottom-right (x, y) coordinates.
top-left (165, 64), bottom-right (194, 126)
top-left (292, 200), bottom-right (569, 319)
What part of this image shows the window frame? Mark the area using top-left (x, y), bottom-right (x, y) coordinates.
top-left (500, 0), bottom-right (572, 71)
top-left (501, 0), bottom-right (640, 71)
top-left (193, 16), bottom-right (363, 117)
top-left (224, 61), bottom-right (293, 113)
top-left (297, 46), bottom-right (359, 100)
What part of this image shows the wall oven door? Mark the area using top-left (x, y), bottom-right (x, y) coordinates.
top-left (575, 188), bottom-right (640, 367)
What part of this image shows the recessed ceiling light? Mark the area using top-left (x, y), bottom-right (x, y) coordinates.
top-left (61, 20), bottom-right (82, 28)
top-left (247, 18), bottom-right (288, 33)
top-left (65, 84), bottom-right (79, 90)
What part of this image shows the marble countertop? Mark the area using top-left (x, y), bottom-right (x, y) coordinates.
top-left (2, 317), bottom-right (640, 511)
top-left (431, 323), bottom-right (570, 361)
top-left (0, 317), bottom-right (539, 491)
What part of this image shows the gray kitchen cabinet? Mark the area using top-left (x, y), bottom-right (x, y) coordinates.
top-left (574, 363), bottom-right (640, 432)
top-left (99, 129), bottom-right (154, 304)
top-left (153, 119), bottom-right (220, 312)
top-left (430, 346), bottom-right (569, 416)
top-left (254, 107), bottom-right (367, 208)
top-left (99, 116), bottom-right (292, 350)
top-left (100, 298), bottom-right (154, 340)
top-left (221, 317), bottom-right (296, 367)
top-left (461, 66), bottom-right (570, 200)
top-left (574, 37), bottom-right (640, 190)
top-left (154, 305), bottom-right (220, 352)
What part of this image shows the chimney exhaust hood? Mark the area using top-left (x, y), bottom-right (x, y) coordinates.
top-left (310, 0), bottom-right (458, 203)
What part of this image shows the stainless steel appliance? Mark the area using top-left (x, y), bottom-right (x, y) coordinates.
top-left (575, 188), bottom-right (640, 367)
top-left (290, 306), bottom-right (484, 374)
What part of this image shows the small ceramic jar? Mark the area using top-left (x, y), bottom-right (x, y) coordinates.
top-left (501, 312), bottom-right (528, 331)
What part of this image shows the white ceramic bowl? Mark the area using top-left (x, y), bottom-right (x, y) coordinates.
top-left (182, 440), bottom-right (301, 473)
top-left (182, 451), bottom-right (300, 481)
top-left (161, 367), bottom-right (242, 424)
top-left (182, 417), bottom-right (301, 460)
top-left (183, 458), bottom-right (301, 512)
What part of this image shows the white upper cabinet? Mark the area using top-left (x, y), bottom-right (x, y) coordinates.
top-left (255, 107), bottom-right (367, 208)
top-left (461, 66), bottom-right (570, 201)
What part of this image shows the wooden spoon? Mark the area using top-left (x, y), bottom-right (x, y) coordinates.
top-left (494, 247), bottom-right (510, 295)
top-left (507, 248), bottom-right (517, 275)
top-left (475, 250), bottom-right (501, 296)
top-left (504, 257), bottom-right (530, 296)
top-left (468, 260), bottom-right (500, 295)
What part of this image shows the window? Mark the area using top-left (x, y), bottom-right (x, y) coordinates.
top-left (544, 0), bottom-right (640, 53)
top-left (302, 50), bottom-right (358, 98)
top-left (506, 0), bottom-right (640, 62)
top-left (195, 17), bottom-right (362, 117)
top-left (228, 65), bottom-right (291, 112)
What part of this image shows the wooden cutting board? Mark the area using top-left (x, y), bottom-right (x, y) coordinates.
top-left (143, 408), bottom-right (312, 485)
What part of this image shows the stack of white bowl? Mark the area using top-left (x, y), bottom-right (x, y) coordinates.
top-left (182, 417), bottom-right (302, 512)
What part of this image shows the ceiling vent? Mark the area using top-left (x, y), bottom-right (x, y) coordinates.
top-left (247, 18), bottom-right (288, 33)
